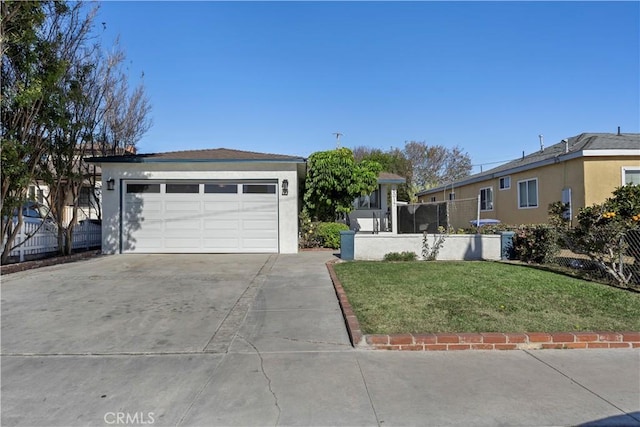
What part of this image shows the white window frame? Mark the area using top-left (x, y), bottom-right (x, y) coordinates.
top-left (448, 192), bottom-right (455, 201)
top-left (622, 167), bottom-right (640, 186)
top-left (517, 178), bottom-right (539, 209)
top-left (354, 185), bottom-right (381, 210)
top-left (480, 186), bottom-right (494, 211)
top-left (28, 185), bottom-right (45, 203)
top-left (499, 176), bottom-right (511, 190)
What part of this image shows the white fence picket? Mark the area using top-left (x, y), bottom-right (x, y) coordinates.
top-left (3, 220), bottom-right (101, 262)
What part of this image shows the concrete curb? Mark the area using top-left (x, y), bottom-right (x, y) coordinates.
top-left (1, 250), bottom-right (102, 275)
top-left (325, 260), bottom-right (640, 351)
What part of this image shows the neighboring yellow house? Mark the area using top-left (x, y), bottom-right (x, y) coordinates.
top-left (416, 132), bottom-right (640, 226)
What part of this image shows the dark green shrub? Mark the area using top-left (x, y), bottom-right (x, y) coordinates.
top-left (315, 222), bottom-right (349, 249)
top-left (512, 224), bottom-right (559, 264)
top-left (384, 251), bottom-right (417, 261)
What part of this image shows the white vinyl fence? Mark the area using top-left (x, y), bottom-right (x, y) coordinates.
top-left (3, 220), bottom-right (101, 263)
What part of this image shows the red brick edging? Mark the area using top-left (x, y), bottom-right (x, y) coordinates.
top-left (326, 259), bottom-right (640, 351)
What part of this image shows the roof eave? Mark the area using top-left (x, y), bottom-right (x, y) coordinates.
top-left (86, 157), bottom-right (307, 164)
top-left (415, 148), bottom-right (640, 197)
top-left (378, 178), bottom-right (406, 184)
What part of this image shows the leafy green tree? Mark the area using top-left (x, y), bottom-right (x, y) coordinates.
top-left (303, 148), bottom-right (381, 222)
top-left (353, 146), bottom-right (412, 201)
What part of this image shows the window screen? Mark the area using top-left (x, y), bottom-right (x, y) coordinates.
top-left (480, 187), bottom-right (493, 211)
top-left (518, 179), bottom-right (538, 208)
top-left (499, 176), bottom-right (511, 190)
top-left (624, 169), bottom-right (640, 185)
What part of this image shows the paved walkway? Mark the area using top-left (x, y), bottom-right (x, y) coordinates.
top-left (1, 252), bottom-right (639, 426)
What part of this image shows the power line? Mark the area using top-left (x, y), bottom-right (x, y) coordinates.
top-left (471, 159), bottom-right (512, 167)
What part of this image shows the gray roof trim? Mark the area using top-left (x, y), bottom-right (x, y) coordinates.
top-left (87, 156), bottom-right (306, 164)
top-left (416, 149), bottom-right (640, 197)
top-left (582, 149), bottom-right (640, 157)
top-left (378, 178), bottom-right (406, 184)
top-left (378, 172), bottom-right (406, 184)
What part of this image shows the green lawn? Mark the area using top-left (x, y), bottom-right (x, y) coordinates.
top-left (333, 261), bottom-right (640, 334)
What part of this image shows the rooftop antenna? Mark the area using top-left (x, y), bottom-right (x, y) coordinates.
top-left (538, 134), bottom-right (544, 152)
top-left (333, 132), bottom-right (343, 149)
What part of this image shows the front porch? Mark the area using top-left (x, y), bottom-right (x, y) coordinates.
top-left (347, 173), bottom-right (405, 234)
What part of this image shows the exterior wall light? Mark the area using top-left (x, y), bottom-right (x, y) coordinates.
top-left (282, 179), bottom-right (288, 196)
top-left (107, 178), bottom-right (115, 191)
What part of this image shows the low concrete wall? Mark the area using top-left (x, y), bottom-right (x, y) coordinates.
top-left (354, 233), bottom-right (501, 261)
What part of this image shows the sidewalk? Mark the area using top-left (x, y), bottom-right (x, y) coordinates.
top-left (1, 252), bottom-right (639, 426)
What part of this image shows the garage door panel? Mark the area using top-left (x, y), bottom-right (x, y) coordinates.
top-left (129, 238), bottom-right (163, 250)
top-left (128, 199), bottom-right (162, 212)
top-left (204, 201), bottom-right (240, 211)
top-left (244, 231), bottom-right (278, 241)
top-left (137, 219), bottom-right (163, 232)
top-left (242, 238), bottom-right (279, 249)
top-left (242, 201), bottom-right (277, 213)
top-left (202, 228), bottom-right (241, 239)
top-left (164, 238), bottom-right (203, 249)
top-left (165, 201), bottom-right (201, 212)
top-left (164, 218), bottom-right (203, 230)
top-left (203, 219), bottom-right (239, 230)
top-left (203, 238), bottom-right (241, 249)
top-left (242, 219), bottom-right (278, 230)
top-left (123, 180), bottom-right (278, 253)
top-left (203, 213), bottom-right (240, 223)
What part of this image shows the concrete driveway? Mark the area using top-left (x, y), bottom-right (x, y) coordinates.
top-left (2, 252), bottom-right (639, 426)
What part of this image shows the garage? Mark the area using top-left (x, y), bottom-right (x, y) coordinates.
top-left (89, 148), bottom-right (305, 254)
top-left (122, 180), bottom-right (279, 253)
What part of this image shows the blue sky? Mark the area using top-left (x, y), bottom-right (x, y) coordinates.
top-left (96, 1), bottom-right (639, 172)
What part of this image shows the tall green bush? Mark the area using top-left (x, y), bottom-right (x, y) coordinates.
top-left (303, 148), bottom-right (381, 222)
top-left (315, 222), bottom-right (349, 249)
top-left (512, 224), bottom-right (559, 264)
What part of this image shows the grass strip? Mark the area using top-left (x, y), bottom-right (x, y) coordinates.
top-left (333, 261), bottom-right (640, 334)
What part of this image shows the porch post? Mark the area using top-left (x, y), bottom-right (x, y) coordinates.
top-left (391, 185), bottom-right (398, 234)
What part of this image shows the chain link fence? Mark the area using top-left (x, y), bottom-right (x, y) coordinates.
top-left (553, 229), bottom-right (640, 286)
top-left (398, 198), bottom-right (479, 234)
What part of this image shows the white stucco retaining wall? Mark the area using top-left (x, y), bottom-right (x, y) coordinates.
top-left (354, 233), bottom-right (502, 261)
top-left (99, 162), bottom-right (301, 254)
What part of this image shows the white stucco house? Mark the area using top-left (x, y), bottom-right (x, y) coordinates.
top-left (87, 148), bottom-right (306, 254)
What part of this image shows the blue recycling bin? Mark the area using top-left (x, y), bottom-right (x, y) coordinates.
top-left (340, 230), bottom-right (355, 260)
top-left (499, 231), bottom-right (516, 260)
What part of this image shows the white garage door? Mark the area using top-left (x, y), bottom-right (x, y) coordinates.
top-left (122, 181), bottom-right (279, 253)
